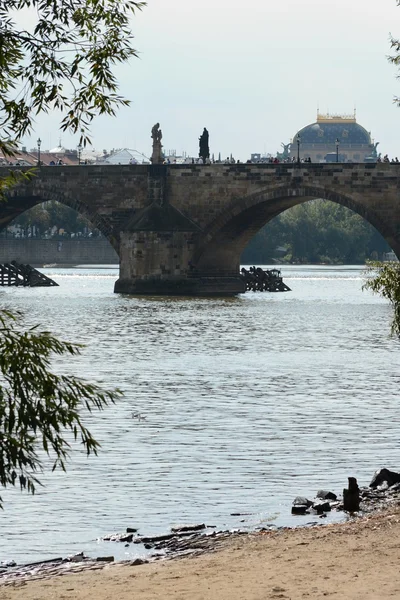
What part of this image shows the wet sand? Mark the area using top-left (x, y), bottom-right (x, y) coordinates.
top-left (2, 506), bottom-right (400, 600)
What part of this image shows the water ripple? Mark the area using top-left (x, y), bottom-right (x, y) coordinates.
top-left (0, 265), bottom-right (398, 562)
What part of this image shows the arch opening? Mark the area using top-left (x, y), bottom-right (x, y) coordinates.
top-left (195, 186), bottom-right (398, 272)
top-left (0, 199), bottom-right (119, 266)
top-left (242, 199), bottom-right (393, 265)
top-left (1, 188), bottom-right (119, 252)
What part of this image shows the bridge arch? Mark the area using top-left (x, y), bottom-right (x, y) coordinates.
top-left (2, 182), bottom-right (119, 252)
top-left (194, 184), bottom-right (399, 272)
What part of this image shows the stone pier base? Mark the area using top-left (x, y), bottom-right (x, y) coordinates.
top-left (114, 276), bottom-right (245, 296)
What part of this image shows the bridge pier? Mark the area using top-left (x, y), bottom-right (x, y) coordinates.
top-left (114, 274), bottom-right (245, 296)
top-left (113, 165), bottom-right (245, 296)
top-left (114, 230), bottom-right (245, 296)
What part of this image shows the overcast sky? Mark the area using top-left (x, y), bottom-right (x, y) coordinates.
top-left (25, 0), bottom-right (400, 160)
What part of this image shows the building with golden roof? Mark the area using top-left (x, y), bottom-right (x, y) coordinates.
top-left (289, 111), bottom-right (378, 163)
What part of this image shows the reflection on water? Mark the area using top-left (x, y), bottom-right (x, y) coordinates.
top-left (0, 265), bottom-right (398, 563)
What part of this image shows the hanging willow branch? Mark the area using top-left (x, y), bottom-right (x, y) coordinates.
top-left (0, 0), bottom-right (146, 155)
top-left (0, 310), bottom-right (122, 506)
top-left (363, 261), bottom-right (400, 337)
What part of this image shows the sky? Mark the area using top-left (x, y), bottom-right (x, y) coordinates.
top-left (22, 0), bottom-right (400, 160)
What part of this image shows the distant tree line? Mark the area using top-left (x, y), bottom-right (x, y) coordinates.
top-left (241, 200), bottom-right (391, 265)
top-left (6, 201), bottom-right (97, 238)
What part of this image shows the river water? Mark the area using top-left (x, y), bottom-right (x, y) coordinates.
top-left (0, 265), bottom-right (398, 564)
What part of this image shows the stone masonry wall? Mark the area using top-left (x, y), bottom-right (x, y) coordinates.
top-left (166, 163), bottom-right (400, 259)
top-left (4, 163), bottom-right (400, 253)
top-left (167, 163), bottom-right (400, 230)
top-left (0, 238), bottom-right (119, 265)
top-left (2, 165), bottom-right (150, 248)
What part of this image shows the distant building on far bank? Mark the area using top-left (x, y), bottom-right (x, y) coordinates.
top-left (289, 111), bottom-right (378, 163)
top-left (0, 144), bottom-right (80, 167)
top-left (251, 112), bottom-right (380, 164)
top-left (97, 148), bottom-right (150, 165)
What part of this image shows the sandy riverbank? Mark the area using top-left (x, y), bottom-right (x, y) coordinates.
top-left (2, 506), bottom-right (400, 600)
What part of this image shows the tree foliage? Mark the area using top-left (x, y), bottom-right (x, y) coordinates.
top-left (11, 200), bottom-right (93, 235)
top-left (0, 0), bottom-right (145, 501)
top-left (389, 0), bottom-right (400, 106)
top-left (0, 0), bottom-right (145, 153)
top-left (363, 262), bottom-right (400, 337)
top-left (242, 200), bottom-right (391, 265)
top-left (0, 310), bottom-right (122, 506)
top-left (360, 3), bottom-right (400, 338)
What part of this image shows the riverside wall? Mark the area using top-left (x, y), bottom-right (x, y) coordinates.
top-left (0, 239), bottom-right (119, 265)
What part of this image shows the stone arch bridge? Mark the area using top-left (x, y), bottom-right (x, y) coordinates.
top-left (2, 163), bottom-right (400, 295)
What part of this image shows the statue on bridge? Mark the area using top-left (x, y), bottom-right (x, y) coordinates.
top-left (199, 127), bottom-right (210, 164)
top-left (276, 142), bottom-right (292, 162)
top-left (371, 141), bottom-right (380, 160)
top-left (151, 123), bottom-right (163, 164)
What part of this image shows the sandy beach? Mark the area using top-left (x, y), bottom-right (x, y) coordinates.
top-left (2, 506), bottom-right (400, 600)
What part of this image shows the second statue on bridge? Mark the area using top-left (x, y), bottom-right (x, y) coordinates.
top-left (151, 123), bottom-right (163, 164)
